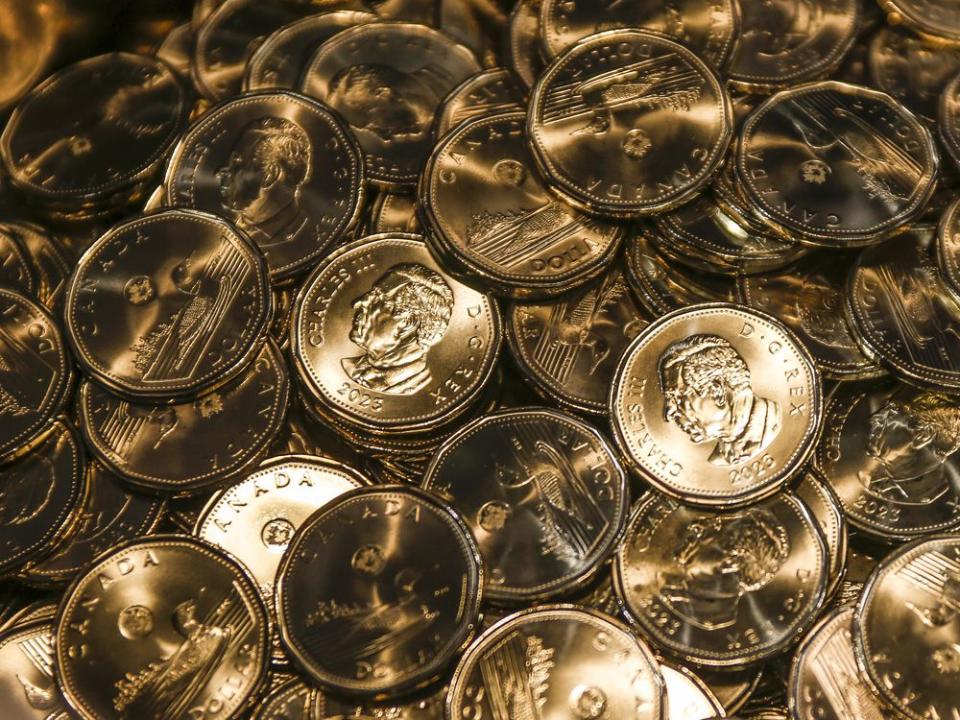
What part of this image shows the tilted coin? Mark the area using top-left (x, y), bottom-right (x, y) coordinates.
top-left (739, 251), bottom-right (883, 380)
top-left (0, 225), bottom-right (37, 297)
top-left (528, 30), bottom-right (733, 217)
top-left (662, 663), bottom-right (726, 720)
top-left (738, 80), bottom-right (939, 247)
top-left (611, 303), bottom-right (822, 507)
top-left (195, 454), bottom-right (370, 600)
top-left (508, 0), bottom-right (545, 90)
top-left (847, 224), bottom-right (960, 389)
top-left (937, 194), bottom-right (960, 296)
top-left (728, 0), bottom-right (859, 92)
top-left (270, 287), bottom-right (295, 349)
top-left (276, 485), bottom-right (483, 696)
top-left (815, 379), bottom-right (960, 540)
top-left (156, 22), bottom-right (194, 83)
top-left (0, 52), bottom-right (190, 207)
top-left (78, 338), bottom-right (289, 493)
top-left (367, 191), bottom-right (421, 234)
top-left (794, 472), bottom-right (847, 600)
top-left (0, 289), bottom-right (73, 461)
top-left (422, 407), bottom-right (628, 603)
top-left (422, 111), bottom-right (624, 297)
top-left (447, 605), bottom-right (664, 720)
top-left (0, 620), bottom-right (69, 719)
top-left (2, 222), bottom-right (72, 312)
top-left (939, 70), bottom-right (960, 167)
top-left (433, 67), bottom-right (525, 139)
top-left (507, 266), bottom-right (651, 414)
top-left (290, 233), bottom-right (501, 433)
top-left (254, 677), bottom-right (317, 720)
top-left (65, 209), bottom-right (271, 400)
top-left (166, 91), bottom-right (365, 281)
top-left (55, 535), bottom-right (269, 720)
top-left (699, 666), bottom-right (763, 716)
top-left (615, 491), bottom-right (829, 667)
top-left (538, 0), bottom-right (740, 69)
top-left (243, 11), bottom-right (378, 92)
top-left (876, 0), bottom-right (960, 44)
top-left (322, 682), bottom-right (446, 719)
top-left (853, 535), bottom-right (960, 720)
top-left (787, 606), bottom-right (886, 720)
top-left (301, 22), bottom-right (481, 188)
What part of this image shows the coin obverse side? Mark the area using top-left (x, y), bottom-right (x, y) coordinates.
top-left (611, 303), bottom-right (822, 507)
top-left (55, 535), bottom-right (270, 720)
top-left (0, 620), bottom-right (70, 719)
top-left (528, 29), bottom-right (733, 217)
top-left (447, 605), bottom-right (665, 720)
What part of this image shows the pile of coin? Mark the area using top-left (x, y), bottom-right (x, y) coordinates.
top-left (2, 0), bottom-right (960, 717)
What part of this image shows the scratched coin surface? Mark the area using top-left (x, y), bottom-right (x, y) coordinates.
top-left (55, 535), bottom-right (269, 720)
top-left (611, 303), bottom-right (822, 507)
top-left (876, 0), bottom-right (960, 44)
top-left (65, 209), bottom-right (271, 400)
top-left (291, 234), bottom-right (501, 432)
top-left (615, 491), bottom-right (828, 666)
top-left (528, 29), bottom-right (733, 217)
top-left (0, 620), bottom-right (70, 720)
top-left (422, 408), bottom-right (628, 602)
top-left (815, 380), bottom-right (960, 540)
top-left (447, 605), bottom-right (664, 720)
top-left (433, 68), bottom-right (525, 139)
top-left (301, 22), bottom-right (481, 188)
top-left (738, 81), bottom-right (939, 247)
top-left (166, 91), bottom-right (365, 280)
top-left (853, 535), bottom-right (960, 720)
top-left (78, 338), bottom-right (288, 493)
top-left (422, 111), bottom-right (624, 296)
top-left (276, 485), bottom-right (483, 696)
top-left (0, 289), bottom-right (73, 461)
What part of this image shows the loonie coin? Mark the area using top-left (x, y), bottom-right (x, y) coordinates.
top-left (2, 222), bottom-right (72, 312)
top-left (0, 620), bottom-right (70, 719)
top-left (156, 23), bottom-right (194, 82)
top-left (528, 30), bottom-right (733, 217)
top-left (937, 194), bottom-right (960, 296)
top-left (366, 191), bottom-right (421, 235)
top-left (876, 0), bottom-right (960, 44)
top-left (939, 69), bottom-right (960, 167)
top-left (508, 0), bottom-right (545, 90)
top-left (0, 225), bottom-right (37, 297)
top-left (253, 677), bottom-right (316, 720)
top-left (662, 663), bottom-right (726, 720)
top-left (276, 485), bottom-right (482, 696)
top-left (611, 303), bottom-right (822, 507)
top-left (795, 472), bottom-right (848, 600)
top-left (699, 666), bottom-right (763, 716)
top-left (433, 67), bottom-right (525, 139)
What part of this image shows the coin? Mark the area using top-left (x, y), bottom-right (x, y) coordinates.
top-left (0, 224), bottom-right (37, 297)
top-left (55, 535), bottom-right (269, 720)
top-left (507, 266), bottom-right (651, 414)
top-left (2, 221), bottom-right (72, 312)
top-left (847, 224), bottom-right (960, 389)
top-left (447, 605), bottom-right (664, 720)
top-left (815, 379), bottom-right (960, 540)
top-left (0, 289), bottom-right (73, 461)
top-left (728, 0), bottom-right (859, 91)
top-left (794, 472), bottom-right (847, 599)
top-left (787, 606), bottom-right (886, 720)
top-left (367, 191), bottom-right (421, 234)
top-left (422, 111), bottom-right (624, 297)
top-left (877, 0), bottom-right (960, 44)
top-left (528, 29), bottom-right (733, 217)
top-left (508, 0), bottom-right (545, 90)
top-left (853, 535), bottom-right (960, 720)
top-left (65, 208), bottom-right (271, 400)
top-left (290, 233), bottom-right (501, 433)
top-left (699, 666), bottom-right (763, 716)
top-left (243, 11), bottom-right (378, 92)
top-left (614, 491), bottom-right (829, 667)
top-left (433, 67), bottom-right (525, 139)
top-left (611, 303), bottom-right (822, 507)
top-left (300, 22), bottom-right (481, 188)
top-left (0, 620), bottom-right (69, 719)
top-left (662, 663), bottom-right (726, 720)
top-left (422, 407), bottom-right (628, 602)
top-left (156, 22), bottom-right (194, 82)
top-left (937, 194), bottom-right (960, 296)
top-left (78, 338), bottom-right (289, 493)
top-left (166, 91), bottom-right (365, 281)
top-left (539, 0), bottom-right (740, 69)
top-left (254, 677), bottom-right (316, 720)
top-left (939, 70), bottom-right (960, 167)
top-left (737, 80), bottom-right (939, 247)
top-left (276, 485), bottom-right (483, 696)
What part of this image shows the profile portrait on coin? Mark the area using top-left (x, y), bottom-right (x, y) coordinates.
top-left (342, 263), bottom-right (454, 395)
top-left (658, 334), bottom-right (781, 466)
top-left (327, 64), bottom-right (434, 141)
top-left (658, 508), bottom-right (790, 630)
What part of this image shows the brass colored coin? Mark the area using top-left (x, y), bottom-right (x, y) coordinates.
top-left (78, 339), bottom-right (289, 493)
top-left (0, 620), bottom-right (69, 719)
top-left (433, 68), bottom-right (525, 139)
top-left (55, 535), bottom-right (270, 720)
top-left (539, 0), bottom-right (740, 68)
top-left (787, 607), bottom-right (887, 720)
top-left (321, 682), bottom-right (446, 719)
top-left (738, 81), bottom-right (939, 247)
top-left (447, 605), bottom-right (665, 720)
top-left (794, 472), bottom-right (847, 599)
top-left (937, 195), bottom-right (960, 296)
top-left (528, 30), bottom-right (733, 217)
top-left (367, 191), bottom-right (421, 234)
top-left (166, 91), bottom-right (365, 281)
top-left (254, 678), bottom-right (316, 720)
top-left (662, 663), bottom-right (726, 720)
top-left (422, 111), bottom-right (624, 297)
top-left (291, 233), bottom-right (501, 433)
top-left (65, 209), bottom-right (271, 400)
top-left (739, 251), bottom-right (884, 380)
top-left (699, 666), bottom-right (763, 716)
top-left (156, 23), bottom-right (194, 82)
top-left (0, 225), bottom-right (37, 297)
top-left (276, 485), bottom-right (483, 696)
top-left (301, 22), bottom-right (481, 188)
top-left (939, 70), bottom-right (960, 167)
top-left (195, 454), bottom-right (370, 599)
top-left (2, 222), bottom-right (72, 312)
top-left (611, 303), bottom-right (822, 507)
top-left (876, 0), bottom-right (960, 44)
top-left (422, 408), bottom-right (629, 602)
top-left (0, 289), bottom-right (73, 461)
top-left (615, 491), bottom-right (829, 667)
top-left (507, 267), bottom-right (651, 414)
top-left (853, 535), bottom-right (960, 720)
top-left (243, 11), bottom-right (378, 92)
top-left (815, 380), bottom-right (960, 540)
top-left (508, 0), bottom-right (545, 90)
